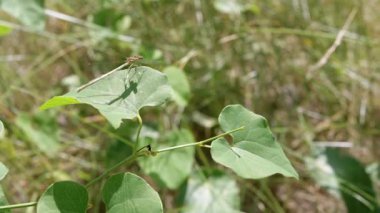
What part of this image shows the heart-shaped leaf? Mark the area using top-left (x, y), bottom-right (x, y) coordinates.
top-left (40, 66), bottom-right (171, 128)
top-left (138, 129), bottom-right (195, 189)
top-left (211, 105), bottom-right (298, 179)
top-left (102, 172), bottom-right (163, 213)
top-left (36, 181), bottom-right (88, 213)
top-left (182, 170), bottom-right (241, 213)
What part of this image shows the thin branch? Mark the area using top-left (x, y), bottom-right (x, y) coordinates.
top-left (85, 153), bottom-right (139, 188)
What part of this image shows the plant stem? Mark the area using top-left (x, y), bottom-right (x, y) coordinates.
top-left (134, 114), bottom-right (143, 153)
top-left (85, 153), bottom-right (139, 188)
top-left (155, 126), bottom-right (245, 154)
top-left (86, 115), bottom-right (143, 188)
top-left (85, 126), bottom-right (244, 188)
top-left (0, 202), bottom-right (37, 210)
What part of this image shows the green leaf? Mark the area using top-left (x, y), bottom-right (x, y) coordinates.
top-left (15, 113), bottom-right (60, 156)
top-left (307, 148), bottom-right (379, 212)
top-left (138, 129), bottom-right (195, 189)
top-left (182, 170), bottom-right (241, 213)
top-left (102, 172), bottom-right (163, 213)
top-left (36, 181), bottom-right (88, 213)
top-left (40, 66), bottom-right (171, 128)
top-left (0, 24), bottom-right (12, 36)
top-left (106, 140), bottom-right (133, 168)
top-left (0, 163), bottom-right (7, 181)
top-left (39, 96), bottom-right (80, 110)
top-left (211, 105), bottom-right (298, 179)
top-left (163, 66), bottom-right (191, 107)
top-left (0, 0), bottom-right (45, 30)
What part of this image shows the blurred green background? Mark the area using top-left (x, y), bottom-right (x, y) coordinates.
top-left (0, 0), bottom-right (379, 212)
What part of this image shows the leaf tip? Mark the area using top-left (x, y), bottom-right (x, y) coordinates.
top-left (39, 96), bottom-right (80, 111)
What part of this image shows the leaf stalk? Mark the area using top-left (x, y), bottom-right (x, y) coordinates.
top-left (154, 126), bottom-right (244, 154)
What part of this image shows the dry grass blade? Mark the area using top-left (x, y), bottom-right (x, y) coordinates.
top-left (307, 9), bottom-right (357, 78)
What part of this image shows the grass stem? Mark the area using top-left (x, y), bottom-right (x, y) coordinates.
top-left (0, 202), bottom-right (37, 210)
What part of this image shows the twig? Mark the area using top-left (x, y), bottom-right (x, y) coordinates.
top-left (307, 9), bottom-right (357, 78)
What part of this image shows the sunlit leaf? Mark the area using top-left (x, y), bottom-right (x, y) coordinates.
top-left (39, 96), bottom-right (80, 110)
top-left (211, 104), bottom-right (298, 179)
top-left (102, 172), bottom-right (163, 213)
top-left (164, 66), bottom-right (191, 107)
top-left (40, 66), bottom-right (171, 128)
top-left (15, 113), bottom-right (60, 156)
top-left (36, 181), bottom-right (88, 213)
top-left (0, 163), bottom-right (8, 181)
top-left (0, 0), bottom-right (45, 30)
top-left (0, 25), bottom-right (12, 36)
top-left (182, 170), bottom-right (241, 213)
top-left (138, 129), bottom-right (195, 189)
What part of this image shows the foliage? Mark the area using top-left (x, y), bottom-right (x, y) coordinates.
top-left (163, 66), bottom-right (191, 107)
top-left (15, 112), bottom-right (60, 156)
top-left (182, 170), bottom-right (241, 213)
top-left (0, 0), bottom-right (45, 30)
top-left (37, 181), bottom-right (88, 213)
top-left (40, 66), bottom-right (171, 128)
top-left (0, 0), bottom-right (379, 212)
top-left (0, 61), bottom-right (298, 212)
top-left (307, 148), bottom-right (379, 212)
top-left (211, 105), bottom-right (299, 179)
top-left (102, 173), bottom-right (163, 213)
top-left (138, 129), bottom-right (195, 189)
top-left (0, 163), bottom-right (7, 181)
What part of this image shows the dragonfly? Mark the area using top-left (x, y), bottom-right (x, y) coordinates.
top-left (73, 56), bottom-right (145, 111)
top-left (76, 55), bottom-right (144, 92)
